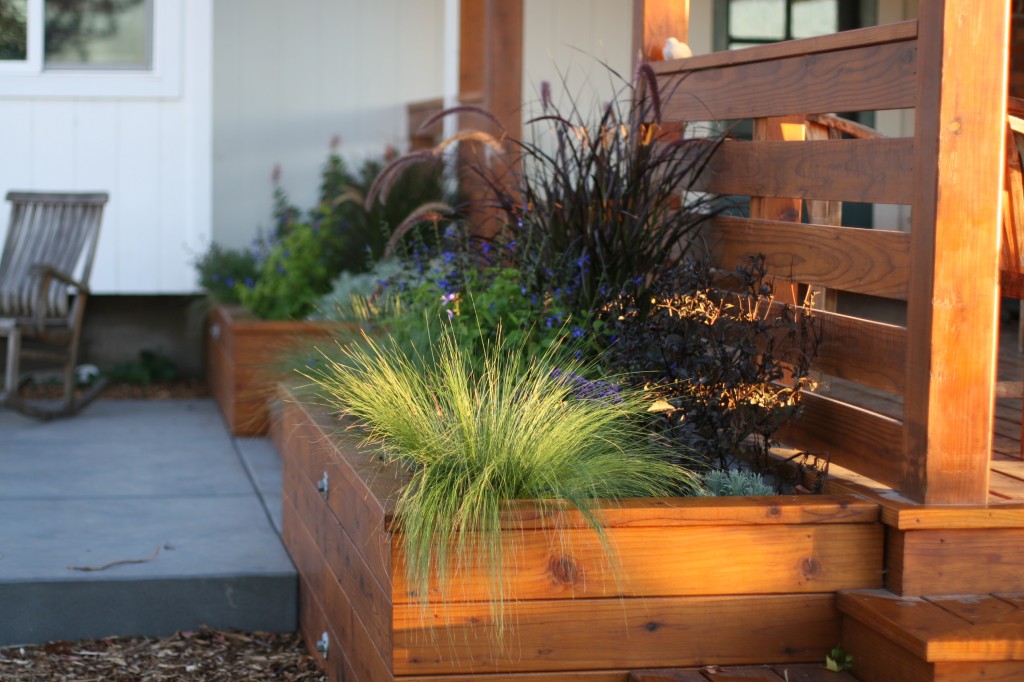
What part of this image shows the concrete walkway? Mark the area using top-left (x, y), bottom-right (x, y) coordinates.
top-left (0, 399), bottom-right (296, 646)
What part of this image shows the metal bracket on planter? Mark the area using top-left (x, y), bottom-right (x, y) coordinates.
top-left (317, 471), bottom-right (329, 500)
top-left (316, 631), bottom-right (329, 659)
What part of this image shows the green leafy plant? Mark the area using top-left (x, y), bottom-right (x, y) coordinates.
top-left (698, 468), bottom-right (775, 497)
top-left (825, 645), bottom-right (854, 673)
top-left (196, 142), bottom-right (449, 321)
top-left (238, 222), bottom-right (332, 320)
top-left (107, 350), bottom-right (178, 387)
top-left (303, 324), bottom-right (700, 635)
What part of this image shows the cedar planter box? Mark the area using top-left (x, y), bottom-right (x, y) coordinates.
top-left (272, 384), bottom-right (884, 681)
top-left (207, 304), bottom-right (338, 436)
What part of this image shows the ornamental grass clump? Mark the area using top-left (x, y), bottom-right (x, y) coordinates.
top-left (304, 325), bottom-right (700, 635)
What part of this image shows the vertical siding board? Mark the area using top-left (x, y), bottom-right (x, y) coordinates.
top-left (71, 100), bottom-right (120, 292)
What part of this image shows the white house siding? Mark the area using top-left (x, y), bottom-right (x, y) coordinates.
top-left (0, 1), bottom-right (213, 294)
top-left (212, 0), bottom-right (446, 250)
top-left (522, 0), bottom-right (632, 123)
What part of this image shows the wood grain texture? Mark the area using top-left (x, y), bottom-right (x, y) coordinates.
top-left (390, 523), bottom-right (882, 603)
top-left (652, 21), bottom-right (917, 74)
top-left (483, 0), bottom-right (522, 142)
top-left (284, 463), bottom-right (392, 656)
top-left (632, 0), bottom-right (690, 66)
top-left (840, 590), bottom-right (1024, 662)
top-left (276, 397), bottom-right (400, 586)
top-left (885, 528), bottom-right (1024, 597)
top-left (811, 310), bottom-right (906, 394)
top-left (704, 216), bottom-right (911, 299)
top-left (776, 391), bottom-right (903, 489)
top-left (703, 138), bottom-right (914, 205)
top-left (206, 305), bottom-right (337, 436)
top-left (841, 616), bottom-right (933, 682)
top-left (393, 594), bottom-right (839, 676)
top-left (296, 573), bottom-right (355, 682)
top-left (900, 0), bottom-right (1008, 504)
top-left (657, 40), bottom-right (916, 122)
top-left (402, 672), bottom-right (629, 682)
top-left (284, 492), bottom-right (393, 682)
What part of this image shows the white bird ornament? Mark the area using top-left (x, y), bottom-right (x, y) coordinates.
top-left (663, 37), bottom-right (693, 61)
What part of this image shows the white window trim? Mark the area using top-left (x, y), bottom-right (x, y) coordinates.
top-left (0, 0), bottom-right (181, 99)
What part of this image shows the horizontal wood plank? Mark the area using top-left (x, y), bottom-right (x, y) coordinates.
top-left (657, 40), bottom-right (916, 122)
top-left (283, 492), bottom-right (393, 681)
top-left (278, 397), bottom-right (400, 584)
top-left (775, 391), bottom-right (904, 489)
top-left (703, 138), bottom-right (914, 205)
top-left (886, 528), bottom-right (1024, 596)
top-left (704, 216), bottom-right (910, 300)
top-left (811, 310), bottom-right (906, 394)
top-left (284, 462), bottom-right (392, 654)
top-left (391, 523), bottom-right (882, 603)
top-left (651, 21), bottom-right (917, 75)
top-left (839, 590), bottom-right (1024, 662)
top-left (401, 672), bottom-right (630, 682)
top-left (841, 616), bottom-right (934, 682)
top-left (393, 594), bottom-right (839, 675)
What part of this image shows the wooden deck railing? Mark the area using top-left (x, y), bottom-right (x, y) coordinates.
top-left (651, 1), bottom-right (1010, 505)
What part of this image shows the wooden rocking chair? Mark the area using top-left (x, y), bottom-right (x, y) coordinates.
top-left (0, 191), bottom-right (108, 419)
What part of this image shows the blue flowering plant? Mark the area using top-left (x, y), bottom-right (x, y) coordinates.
top-left (354, 223), bottom-right (607, 375)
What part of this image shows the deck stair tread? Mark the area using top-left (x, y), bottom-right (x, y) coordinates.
top-left (629, 664), bottom-right (857, 681)
top-left (839, 589), bottom-right (1024, 662)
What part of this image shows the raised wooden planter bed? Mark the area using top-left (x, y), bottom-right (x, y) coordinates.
top-left (272, 385), bottom-right (886, 681)
top-left (206, 304), bottom-right (337, 436)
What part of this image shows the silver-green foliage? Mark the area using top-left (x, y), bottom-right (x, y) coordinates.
top-left (698, 468), bottom-right (775, 497)
top-left (305, 325), bottom-right (700, 632)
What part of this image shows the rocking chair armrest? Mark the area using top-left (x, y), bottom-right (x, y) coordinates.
top-left (29, 264), bottom-right (88, 294)
top-left (27, 264), bottom-right (89, 336)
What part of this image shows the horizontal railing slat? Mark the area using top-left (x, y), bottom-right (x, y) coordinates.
top-left (651, 21), bottom-right (918, 74)
top-left (657, 40), bottom-right (917, 122)
top-left (701, 138), bottom-right (914, 205)
top-left (812, 310), bottom-right (907, 395)
top-left (776, 392), bottom-right (903, 489)
top-left (704, 216), bottom-right (911, 300)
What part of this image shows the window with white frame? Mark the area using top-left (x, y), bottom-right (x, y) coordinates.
top-left (0, 0), bottom-right (180, 98)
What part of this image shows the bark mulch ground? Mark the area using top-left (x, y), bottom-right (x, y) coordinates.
top-left (0, 630), bottom-right (325, 682)
top-left (20, 379), bottom-right (210, 402)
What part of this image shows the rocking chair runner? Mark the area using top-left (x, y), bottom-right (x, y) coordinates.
top-left (0, 191), bottom-right (108, 418)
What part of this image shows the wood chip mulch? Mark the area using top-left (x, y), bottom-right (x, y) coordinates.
top-left (19, 379), bottom-right (210, 402)
top-left (0, 630), bottom-right (325, 682)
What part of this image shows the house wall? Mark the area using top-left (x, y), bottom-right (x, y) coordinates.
top-left (0, 0), bottom-right (213, 295)
top-left (211, 0), bottom-right (447, 250)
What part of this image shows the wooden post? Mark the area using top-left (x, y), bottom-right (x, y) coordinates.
top-left (751, 115), bottom-right (807, 306)
top-left (902, 0), bottom-right (1010, 504)
top-left (457, 0), bottom-right (523, 237)
top-left (633, 0), bottom-right (690, 67)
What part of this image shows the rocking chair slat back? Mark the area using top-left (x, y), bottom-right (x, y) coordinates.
top-left (0, 192), bottom-right (107, 319)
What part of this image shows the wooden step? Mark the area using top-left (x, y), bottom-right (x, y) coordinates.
top-left (629, 664), bottom-right (857, 681)
top-left (839, 589), bottom-right (1024, 681)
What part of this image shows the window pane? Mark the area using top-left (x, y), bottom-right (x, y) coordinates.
top-left (0, 0), bottom-right (28, 60)
top-left (729, 0), bottom-right (786, 41)
top-left (791, 0), bottom-right (838, 39)
top-left (44, 0), bottom-right (151, 68)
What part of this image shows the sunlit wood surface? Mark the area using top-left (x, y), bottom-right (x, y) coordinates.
top-left (822, 321), bottom-right (1024, 504)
